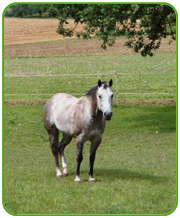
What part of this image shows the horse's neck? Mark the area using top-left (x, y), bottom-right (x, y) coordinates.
top-left (95, 108), bottom-right (103, 121)
top-left (90, 95), bottom-right (103, 121)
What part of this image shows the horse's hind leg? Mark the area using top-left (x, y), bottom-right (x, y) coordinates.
top-left (58, 134), bottom-right (72, 176)
top-left (47, 126), bottom-right (62, 177)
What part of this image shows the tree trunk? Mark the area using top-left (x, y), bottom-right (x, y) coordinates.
top-left (39, 11), bottom-right (42, 18)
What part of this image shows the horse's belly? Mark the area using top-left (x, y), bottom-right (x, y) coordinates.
top-left (51, 94), bottom-right (78, 135)
top-left (54, 114), bottom-right (75, 136)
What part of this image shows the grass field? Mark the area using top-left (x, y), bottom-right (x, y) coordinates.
top-left (3, 54), bottom-right (177, 215)
top-left (3, 104), bottom-right (176, 214)
top-left (3, 18), bottom-right (177, 215)
top-left (4, 53), bottom-right (176, 102)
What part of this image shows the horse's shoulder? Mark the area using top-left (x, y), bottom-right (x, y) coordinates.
top-left (77, 96), bottom-right (87, 104)
top-left (77, 96), bottom-right (92, 106)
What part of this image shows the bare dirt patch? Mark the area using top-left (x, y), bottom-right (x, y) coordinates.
top-left (4, 72), bottom-right (47, 77)
top-left (4, 101), bottom-right (46, 105)
top-left (4, 37), bottom-right (176, 58)
top-left (4, 100), bottom-right (176, 106)
top-left (4, 18), bottom-right (176, 58)
top-left (115, 100), bottom-right (176, 105)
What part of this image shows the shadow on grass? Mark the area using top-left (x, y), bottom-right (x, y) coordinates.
top-left (95, 168), bottom-right (169, 184)
top-left (114, 105), bottom-right (176, 133)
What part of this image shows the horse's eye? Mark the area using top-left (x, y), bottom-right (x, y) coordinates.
top-left (99, 95), bottom-right (102, 99)
top-left (111, 94), bottom-right (114, 98)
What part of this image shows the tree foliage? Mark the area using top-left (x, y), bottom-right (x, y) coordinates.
top-left (6, 4), bottom-right (29, 18)
top-left (5, 4), bottom-right (50, 18)
top-left (55, 4), bottom-right (176, 57)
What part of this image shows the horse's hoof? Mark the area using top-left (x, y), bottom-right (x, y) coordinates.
top-left (89, 176), bottom-right (96, 182)
top-left (63, 167), bottom-right (68, 176)
top-left (56, 169), bottom-right (63, 177)
top-left (74, 175), bottom-right (81, 182)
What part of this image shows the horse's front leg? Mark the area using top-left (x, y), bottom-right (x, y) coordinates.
top-left (74, 136), bottom-right (84, 182)
top-left (88, 137), bottom-right (102, 181)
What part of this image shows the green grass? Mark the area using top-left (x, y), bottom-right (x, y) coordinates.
top-left (3, 104), bottom-right (176, 215)
top-left (4, 52), bottom-right (176, 102)
top-left (3, 48), bottom-right (177, 214)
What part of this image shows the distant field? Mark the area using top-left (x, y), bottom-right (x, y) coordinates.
top-left (4, 18), bottom-right (84, 45)
top-left (4, 53), bottom-right (176, 102)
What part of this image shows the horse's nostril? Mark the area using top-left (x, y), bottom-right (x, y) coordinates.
top-left (104, 112), bottom-right (112, 120)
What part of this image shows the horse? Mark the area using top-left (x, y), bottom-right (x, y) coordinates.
top-left (43, 79), bottom-right (113, 182)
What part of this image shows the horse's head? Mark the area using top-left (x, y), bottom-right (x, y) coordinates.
top-left (97, 79), bottom-right (113, 120)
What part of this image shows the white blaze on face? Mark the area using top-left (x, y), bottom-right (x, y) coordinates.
top-left (97, 85), bottom-right (113, 120)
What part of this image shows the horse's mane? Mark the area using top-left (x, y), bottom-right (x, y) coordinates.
top-left (85, 82), bottom-right (108, 98)
top-left (85, 86), bottom-right (98, 97)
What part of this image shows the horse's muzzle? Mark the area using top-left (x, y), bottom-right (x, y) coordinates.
top-left (104, 112), bottom-right (113, 121)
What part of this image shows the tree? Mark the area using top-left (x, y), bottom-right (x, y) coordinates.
top-left (30, 4), bottom-right (49, 18)
top-left (26, 5), bottom-right (34, 17)
top-left (55, 4), bottom-right (176, 57)
top-left (9, 4), bottom-right (29, 18)
top-left (48, 4), bottom-right (59, 17)
top-left (5, 4), bottom-right (50, 18)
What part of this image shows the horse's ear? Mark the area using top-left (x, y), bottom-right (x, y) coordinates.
top-left (98, 79), bottom-right (102, 87)
top-left (109, 79), bottom-right (113, 87)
